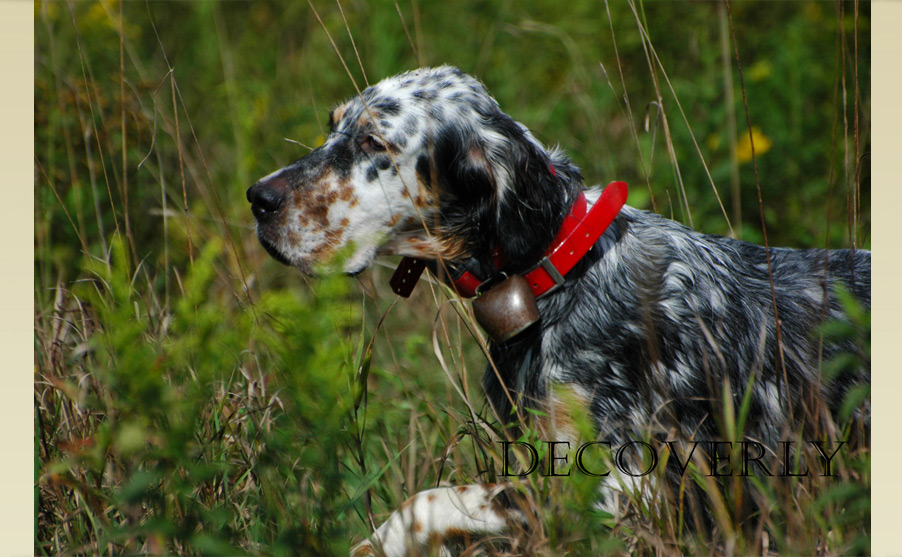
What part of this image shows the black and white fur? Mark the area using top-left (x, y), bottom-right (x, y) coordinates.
top-left (246, 66), bottom-right (870, 555)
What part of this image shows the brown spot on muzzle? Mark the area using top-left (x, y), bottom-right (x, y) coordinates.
top-left (338, 182), bottom-right (356, 203)
top-left (308, 189), bottom-right (339, 227)
top-left (289, 168), bottom-right (340, 229)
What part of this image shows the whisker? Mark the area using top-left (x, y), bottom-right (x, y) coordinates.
top-left (283, 137), bottom-right (316, 151)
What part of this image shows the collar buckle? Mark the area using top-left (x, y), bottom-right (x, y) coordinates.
top-left (535, 256), bottom-right (565, 298)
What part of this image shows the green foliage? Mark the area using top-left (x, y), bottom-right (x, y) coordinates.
top-left (37, 234), bottom-right (364, 554)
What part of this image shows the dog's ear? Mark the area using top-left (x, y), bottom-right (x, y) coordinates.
top-left (430, 125), bottom-right (502, 263)
top-left (485, 115), bottom-right (575, 267)
top-left (430, 114), bottom-right (579, 269)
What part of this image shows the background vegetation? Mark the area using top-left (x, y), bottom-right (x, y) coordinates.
top-left (35, 1), bottom-right (869, 554)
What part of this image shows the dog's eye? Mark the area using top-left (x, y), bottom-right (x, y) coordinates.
top-left (359, 134), bottom-right (387, 154)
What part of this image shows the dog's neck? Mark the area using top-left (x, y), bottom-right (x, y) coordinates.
top-left (392, 180), bottom-right (629, 299)
top-left (445, 182), bottom-right (629, 299)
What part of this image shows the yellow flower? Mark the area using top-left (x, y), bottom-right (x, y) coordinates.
top-left (747, 60), bottom-right (773, 82)
top-left (736, 126), bottom-right (772, 163)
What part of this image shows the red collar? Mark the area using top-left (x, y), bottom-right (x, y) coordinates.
top-left (390, 181), bottom-right (628, 299)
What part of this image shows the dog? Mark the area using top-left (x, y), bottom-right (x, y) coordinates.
top-left (247, 66), bottom-right (870, 555)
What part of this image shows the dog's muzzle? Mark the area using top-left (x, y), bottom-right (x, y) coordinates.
top-left (247, 176), bottom-right (293, 266)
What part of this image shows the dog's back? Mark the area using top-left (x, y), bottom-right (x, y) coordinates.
top-left (487, 200), bottom-right (870, 449)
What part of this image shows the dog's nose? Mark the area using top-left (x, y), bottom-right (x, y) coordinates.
top-left (247, 178), bottom-right (288, 221)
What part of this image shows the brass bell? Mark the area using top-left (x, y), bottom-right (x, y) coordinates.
top-left (472, 274), bottom-right (541, 343)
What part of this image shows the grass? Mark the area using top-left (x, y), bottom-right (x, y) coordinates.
top-left (35, 1), bottom-right (869, 554)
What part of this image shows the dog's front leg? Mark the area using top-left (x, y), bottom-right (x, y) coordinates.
top-left (352, 483), bottom-right (513, 556)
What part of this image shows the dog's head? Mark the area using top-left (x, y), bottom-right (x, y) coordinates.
top-left (247, 66), bottom-right (580, 275)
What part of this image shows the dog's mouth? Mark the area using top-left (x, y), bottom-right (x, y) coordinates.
top-left (256, 230), bottom-right (371, 277)
top-left (253, 209), bottom-right (407, 277)
top-left (257, 234), bottom-right (291, 267)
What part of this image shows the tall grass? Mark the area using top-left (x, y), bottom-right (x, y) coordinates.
top-left (35, 1), bottom-right (869, 554)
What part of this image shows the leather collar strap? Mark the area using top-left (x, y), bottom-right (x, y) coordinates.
top-left (390, 181), bottom-right (628, 299)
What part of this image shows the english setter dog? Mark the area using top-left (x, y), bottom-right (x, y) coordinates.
top-left (247, 66), bottom-right (870, 555)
